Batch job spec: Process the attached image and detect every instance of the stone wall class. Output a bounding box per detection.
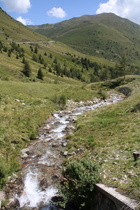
[95,184,139,210]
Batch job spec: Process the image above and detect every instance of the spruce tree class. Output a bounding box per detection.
[37,67,44,80]
[22,61,31,77]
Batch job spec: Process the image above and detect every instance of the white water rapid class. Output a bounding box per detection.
[9,94,123,210]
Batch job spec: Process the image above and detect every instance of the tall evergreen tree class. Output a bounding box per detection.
[22,61,31,77]
[119,54,127,79]
[34,46,38,54]
[37,67,44,80]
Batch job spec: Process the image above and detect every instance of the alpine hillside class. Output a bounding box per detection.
[29,13,140,66]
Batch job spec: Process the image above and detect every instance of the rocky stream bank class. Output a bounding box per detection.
[0,94,124,210]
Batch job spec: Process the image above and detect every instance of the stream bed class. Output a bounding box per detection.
[5,94,124,210]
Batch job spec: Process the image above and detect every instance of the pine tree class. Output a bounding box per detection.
[22,61,31,77]
[34,46,38,54]
[119,54,127,79]
[22,56,26,64]
[37,67,44,80]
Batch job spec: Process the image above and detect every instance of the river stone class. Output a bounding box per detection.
[39,178,48,191]
[6,198,20,209]
[52,143,59,148]
[62,151,68,156]
[0,191,6,208]
[66,125,75,130]
[21,148,31,158]
[62,142,67,147]
[51,195,64,202]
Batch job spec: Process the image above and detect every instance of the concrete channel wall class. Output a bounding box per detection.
[95,184,139,210]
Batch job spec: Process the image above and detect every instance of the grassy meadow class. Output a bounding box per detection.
[65,76,140,202]
[0,79,100,188]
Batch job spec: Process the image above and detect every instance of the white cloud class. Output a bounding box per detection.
[96,0,140,25]
[1,0,31,13]
[17,16,32,25]
[47,7,66,18]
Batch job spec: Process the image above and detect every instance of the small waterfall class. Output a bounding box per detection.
[18,170,58,208]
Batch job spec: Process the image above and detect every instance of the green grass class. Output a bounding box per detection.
[0,80,99,188]
[65,76,140,202]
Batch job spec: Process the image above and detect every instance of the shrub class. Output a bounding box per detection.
[51,94,67,109]
[0,166,6,188]
[61,158,100,209]
[101,78,124,89]
[97,89,107,100]
[117,86,132,97]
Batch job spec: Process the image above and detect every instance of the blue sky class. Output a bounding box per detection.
[0,0,140,25]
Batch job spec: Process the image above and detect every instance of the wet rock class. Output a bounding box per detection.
[68,152,76,156]
[52,175,59,181]
[0,191,6,209]
[62,142,67,147]
[39,178,49,191]
[21,148,31,158]
[51,195,64,202]
[68,116,77,122]
[54,121,61,127]
[44,124,51,130]
[52,143,59,148]
[6,198,20,209]
[8,173,18,182]
[62,151,68,156]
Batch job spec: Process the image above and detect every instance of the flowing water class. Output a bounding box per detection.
[7,94,124,209]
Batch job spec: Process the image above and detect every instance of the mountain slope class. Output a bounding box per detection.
[0,8,50,42]
[0,8,140,84]
[29,13,140,65]
[0,8,117,83]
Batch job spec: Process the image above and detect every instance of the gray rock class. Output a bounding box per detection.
[0,191,6,208]
[63,151,68,156]
[6,198,20,209]
[39,178,48,191]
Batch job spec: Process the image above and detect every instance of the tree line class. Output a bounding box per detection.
[1,41,140,82]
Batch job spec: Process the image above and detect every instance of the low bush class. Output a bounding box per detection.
[61,158,100,209]
[117,86,132,97]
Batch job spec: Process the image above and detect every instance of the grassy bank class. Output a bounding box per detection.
[65,76,140,202]
[0,80,98,188]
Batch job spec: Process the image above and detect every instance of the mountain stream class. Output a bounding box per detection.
[6,94,124,210]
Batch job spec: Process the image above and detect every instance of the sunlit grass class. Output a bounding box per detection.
[66,76,140,201]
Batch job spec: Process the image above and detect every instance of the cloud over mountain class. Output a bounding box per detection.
[96,0,140,25]
[0,0,31,13]
[47,7,66,18]
[17,16,32,25]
